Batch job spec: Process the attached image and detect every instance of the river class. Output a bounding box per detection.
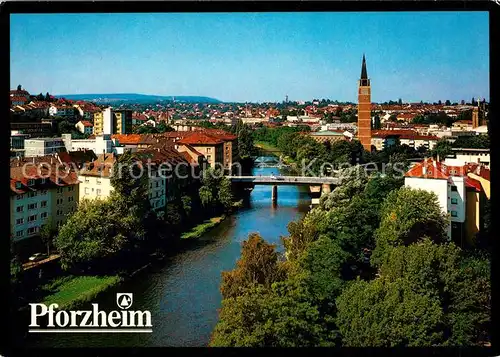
[27,165,311,347]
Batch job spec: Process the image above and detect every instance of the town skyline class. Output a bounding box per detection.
[11,12,489,103]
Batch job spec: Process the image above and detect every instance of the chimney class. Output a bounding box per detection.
[422,157,427,175]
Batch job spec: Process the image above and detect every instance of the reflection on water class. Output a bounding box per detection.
[27,166,311,347]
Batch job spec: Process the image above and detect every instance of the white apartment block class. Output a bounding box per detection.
[78,153,167,211]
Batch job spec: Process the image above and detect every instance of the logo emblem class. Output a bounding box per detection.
[116,293,133,309]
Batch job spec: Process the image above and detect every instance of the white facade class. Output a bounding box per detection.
[404,176,452,238]
[453,150,490,167]
[75,121,94,135]
[404,174,467,239]
[11,188,51,241]
[49,105,75,118]
[24,137,66,157]
[79,176,114,200]
[62,134,117,155]
[79,168,166,210]
[103,107,113,135]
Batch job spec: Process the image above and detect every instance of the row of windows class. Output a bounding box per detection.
[15,226,38,237]
[15,186,74,200]
[84,187,102,195]
[149,190,165,199]
[16,212,48,225]
[150,181,166,189]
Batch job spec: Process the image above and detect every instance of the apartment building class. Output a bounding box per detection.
[203,129,239,171]
[10,131,30,158]
[62,133,119,155]
[49,104,76,119]
[10,122,53,138]
[24,137,67,157]
[94,107,133,135]
[371,130,439,151]
[75,120,94,135]
[176,132,224,169]
[78,149,193,210]
[404,158,489,245]
[10,156,79,242]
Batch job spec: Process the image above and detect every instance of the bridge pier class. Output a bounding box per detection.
[271,185,278,203]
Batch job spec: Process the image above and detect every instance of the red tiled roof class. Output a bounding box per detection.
[111,134,156,145]
[10,161,79,195]
[10,96,28,103]
[177,132,224,145]
[80,120,93,127]
[79,153,117,177]
[372,130,439,141]
[465,176,482,192]
[405,158,449,179]
[203,129,238,141]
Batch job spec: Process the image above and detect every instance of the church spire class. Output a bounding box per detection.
[360,54,368,80]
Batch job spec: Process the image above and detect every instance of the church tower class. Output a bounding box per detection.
[357,54,372,151]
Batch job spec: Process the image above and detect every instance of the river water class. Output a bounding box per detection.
[27,166,311,347]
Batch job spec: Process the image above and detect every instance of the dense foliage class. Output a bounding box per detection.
[212,161,490,346]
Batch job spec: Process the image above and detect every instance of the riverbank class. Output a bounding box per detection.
[181,215,226,239]
[254,141,301,174]
[255,141,283,156]
[26,214,228,311]
[37,275,122,310]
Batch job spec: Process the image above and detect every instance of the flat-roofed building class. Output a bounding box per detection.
[24,137,67,157]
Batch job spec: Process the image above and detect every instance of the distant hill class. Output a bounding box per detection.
[55,93,223,104]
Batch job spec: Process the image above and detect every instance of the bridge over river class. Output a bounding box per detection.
[227,175,339,185]
[228,175,339,202]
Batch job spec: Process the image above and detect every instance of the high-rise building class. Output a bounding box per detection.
[94,108,133,135]
[357,54,372,151]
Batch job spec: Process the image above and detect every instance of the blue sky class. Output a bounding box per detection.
[10,12,489,103]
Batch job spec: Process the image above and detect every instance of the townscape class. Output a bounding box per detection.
[9,11,490,349]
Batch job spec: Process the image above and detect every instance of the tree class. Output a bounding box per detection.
[110,151,150,211]
[211,281,335,347]
[398,98,402,106]
[157,121,174,133]
[220,233,286,300]
[237,122,254,158]
[39,218,58,256]
[380,239,490,346]
[54,198,134,271]
[438,100,442,105]
[445,100,451,106]
[372,115,381,130]
[45,92,51,102]
[336,277,444,347]
[198,167,234,212]
[57,120,74,135]
[217,178,234,212]
[431,138,453,158]
[371,187,448,267]
[296,236,348,305]
[282,217,320,261]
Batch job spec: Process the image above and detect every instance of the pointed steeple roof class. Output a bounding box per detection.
[360,54,368,80]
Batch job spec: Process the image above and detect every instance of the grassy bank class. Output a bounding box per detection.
[39,275,122,310]
[255,141,283,156]
[181,216,226,239]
